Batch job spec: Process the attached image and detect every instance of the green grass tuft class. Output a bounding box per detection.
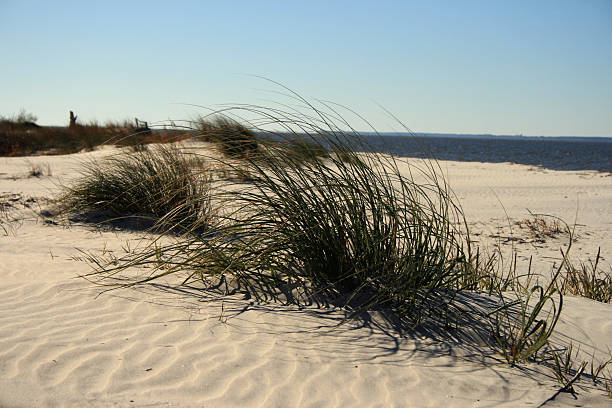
[555,248,612,303]
[193,116,259,159]
[57,144,213,232]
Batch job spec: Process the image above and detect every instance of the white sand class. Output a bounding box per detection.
[1,147,611,407]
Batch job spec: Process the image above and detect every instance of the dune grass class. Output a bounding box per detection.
[57,144,212,232]
[193,116,259,159]
[190,115,335,164]
[487,266,564,365]
[0,195,12,235]
[26,161,52,178]
[516,213,565,240]
[222,141,471,321]
[0,194,24,236]
[555,248,612,303]
[71,98,482,327]
[543,342,612,399]
[281,137,331,162]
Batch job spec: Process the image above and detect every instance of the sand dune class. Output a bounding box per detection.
[1,147,611,407]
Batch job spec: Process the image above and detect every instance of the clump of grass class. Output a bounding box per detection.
[57,145,212,232]
[0,196,12,235]
[484,226,578,366]
[451,226,609,369]
[487,272,563,365]
[516,213,565,240]
[590,353,612,387]
[0,194,24,235]
[554,248,612,303]
[219,139,469,320]
[548,342,587,394]
[282,137,330,162]
[193,116,259,159]
[26,161,52,178]
[461,248,540,295]
[541,343,612,399]
[81,95,479,327]
[332,148,367,167]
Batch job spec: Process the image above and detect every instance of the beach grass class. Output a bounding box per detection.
[281,137,331,162]
[72,98,482,327]
[0,194,24,236]
[542,342,612,399]
[193,116,259,159]
[516,213,565,240]
[57,144,213,232]
[0,195,12,235]
[555,248,612,303]
[487,265,564,365]
[64,96,563,352]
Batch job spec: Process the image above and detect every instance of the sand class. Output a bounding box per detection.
[1,145,611,407]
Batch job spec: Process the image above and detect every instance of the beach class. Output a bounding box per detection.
[1,144,611,407]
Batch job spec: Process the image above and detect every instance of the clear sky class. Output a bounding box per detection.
[1,0,611,136]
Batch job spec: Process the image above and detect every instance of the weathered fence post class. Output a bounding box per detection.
[69,111,77,127]
[133,118,152,136]
[134,118,150,130]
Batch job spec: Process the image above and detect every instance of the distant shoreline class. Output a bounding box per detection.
[33,125,612,142]
[368,132,612,143]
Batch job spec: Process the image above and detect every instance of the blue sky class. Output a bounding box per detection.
[1,0,611,136]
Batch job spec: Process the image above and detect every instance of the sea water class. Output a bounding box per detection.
[359,134,612,172]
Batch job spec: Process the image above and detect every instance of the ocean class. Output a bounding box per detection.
[356,133,612,172]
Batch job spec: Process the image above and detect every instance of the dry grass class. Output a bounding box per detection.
[543,342,612,399]
[26,161,52,178]
[554,248,612,303]
[0,195,12,235]
[516,213,566,240]
[0,114,190,156]
[0,193,23,235]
